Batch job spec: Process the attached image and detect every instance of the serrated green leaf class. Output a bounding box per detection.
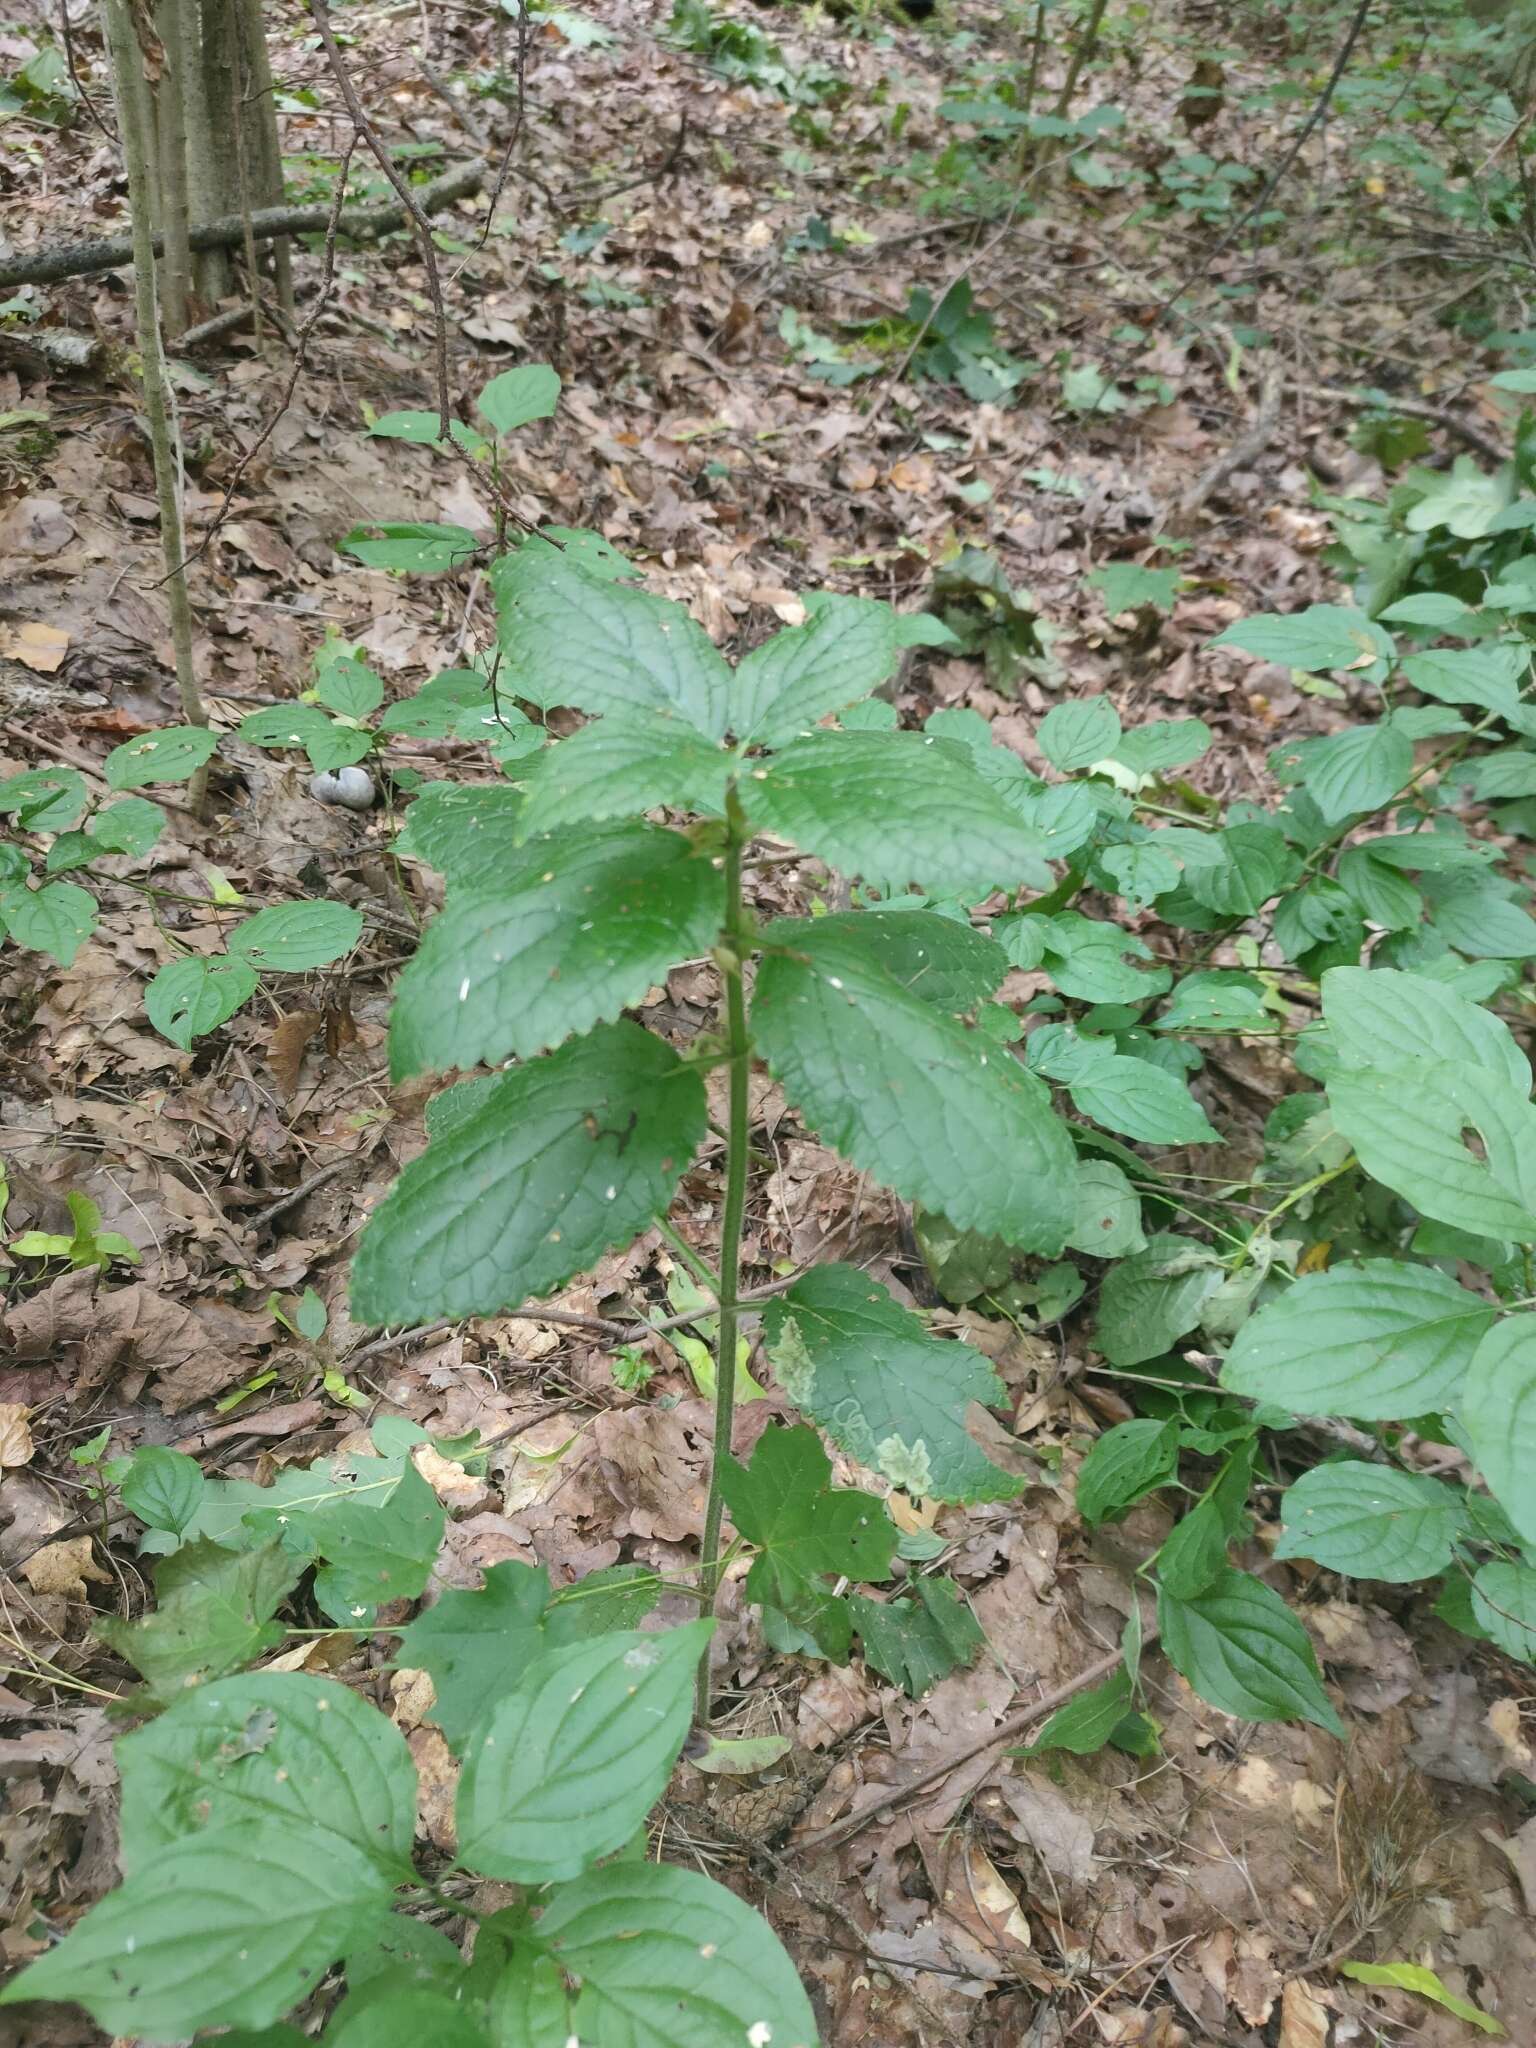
[493,539,730,739]
[105,724,219,790]
[1016,1666,1133,1756]
[1064,1048,1219,1145]
[0,1823,390,2038]
[1154,971,1271,1035]
[96,1539,301,1695]
[1337,1959,1504,2035]
[747,730,1054,895]
[1463,748,1536,799]
[753,924,1077,1252]
[719,1424,895,1660]
[516,710,731,834]
[1067,1159,1146,1256]
[1110,718,1212,779]
[326,1986,489,2048]
[1420,867,1536,958]
[1183,822,1300,917]
[1401,643,1528,717]
[352,1021,706,1324]
[80,796,165,859]
[0,879,95,965]
[483,1949,568,2047]
[1274,1462,1468,1581]
[145,956,258,1048]
[389,824,719,1079]
[762,1264,1021,1503]
[1026,911,1171,1003]
[368,407,489,455]
[1471,1560,1536,1661]
[849,1575,984,1695]
[118,1671,418,1876]
[247,1459,445,1625]
[1037,695,1121,773]
[733,594,899,746]
[1158,1497,1229,1598]
[121,1445,204,1535]
[1089,563,1181,614]
[476,363,561,436]
[1335,847,1423,930]
[1158,1566,1345,1735]
[0,764,88,830]
[393,783,527,881]
[456,1623,709,1882]
[341,521,480,573]
[1221,1261,1495,1419]
[378,669,489,738]
[1459,1315,1536,1546]
[1213,604,1391,673]
[316,657,385,721]
[1094,1233,1223,1366]
[765,909,1006,1013]
[239,702,346,762]
[1277,724,1412,825]
[1323,966,1529,1089]
[393,1560,659,1749]
[230,900,365,971]
[1328,1062,1536,1240]
[240,700,372,770]
[520,1861,819,2048]
[1076,1417,1179,1523]
[1101,840,1183,907]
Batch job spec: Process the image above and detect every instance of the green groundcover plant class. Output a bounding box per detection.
[4,368,1535,2044]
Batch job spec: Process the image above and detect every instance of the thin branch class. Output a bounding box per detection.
[58,0,118,147]
[475,0,531,247]
[794,1635,1156,1855]
[306,0,452,441]
[0,157,484,292]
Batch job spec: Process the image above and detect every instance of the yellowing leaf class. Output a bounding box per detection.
[1339,1960,1504,2035]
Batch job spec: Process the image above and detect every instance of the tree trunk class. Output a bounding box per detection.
[190,0,240,302]
[154,0,193,332]
[101,0,210,813]
[236,0,292,313]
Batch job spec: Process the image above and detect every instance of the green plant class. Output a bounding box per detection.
[6,1190,140,1274]
[667,0,839,101]
[10,372,1536,2042]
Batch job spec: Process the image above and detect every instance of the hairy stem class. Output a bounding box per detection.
[695,783,754,1724]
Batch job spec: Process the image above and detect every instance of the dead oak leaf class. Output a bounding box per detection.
[0,1404,34,1468]
[22,1537,110,1600]
[0,621,70,673]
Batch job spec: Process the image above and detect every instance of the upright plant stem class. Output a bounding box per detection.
[104,0,210,813]
[1053,0,1110,119]
[695,783,754,1724]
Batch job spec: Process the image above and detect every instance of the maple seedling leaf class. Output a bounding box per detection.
[717,1424,896,1659]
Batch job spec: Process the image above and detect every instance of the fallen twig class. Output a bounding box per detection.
[793,1634,1157,1855]
[0,158,484,293]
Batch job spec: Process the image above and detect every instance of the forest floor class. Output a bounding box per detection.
[1,0,1534,2043]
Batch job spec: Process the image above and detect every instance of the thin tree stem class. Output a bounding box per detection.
[1054,0,1111,120]
[104,0,210,814]
[695,782,754,1724]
